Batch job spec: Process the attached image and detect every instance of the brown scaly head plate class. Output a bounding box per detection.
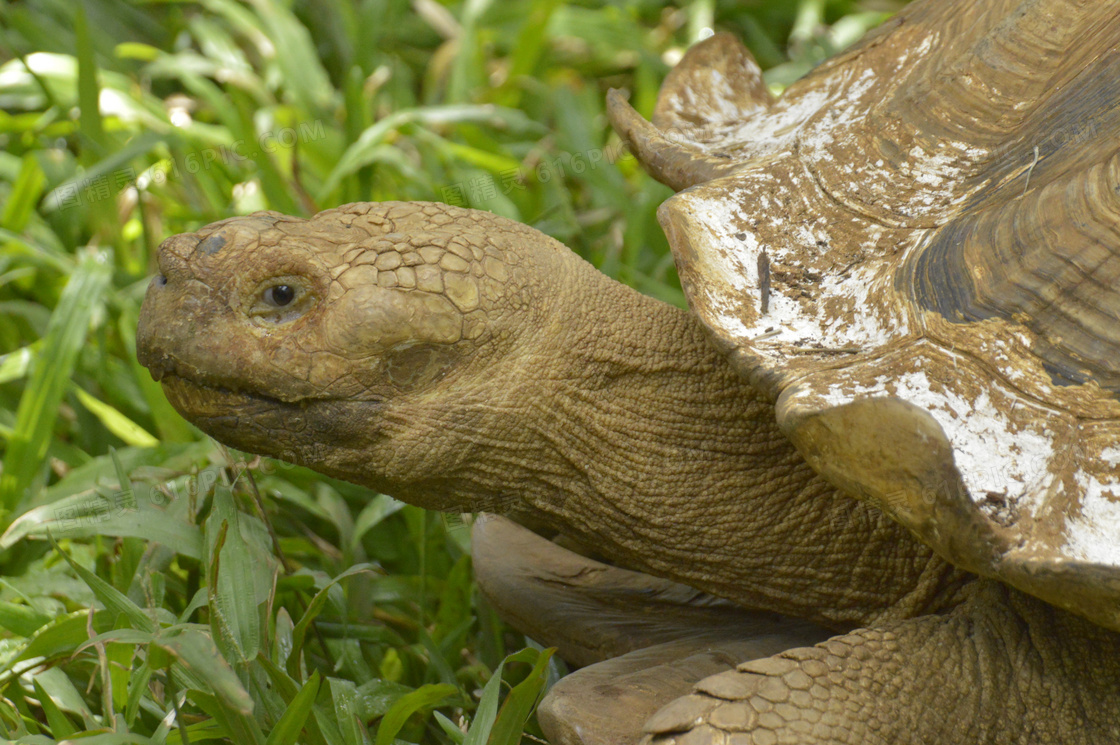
[610,0,1120,631]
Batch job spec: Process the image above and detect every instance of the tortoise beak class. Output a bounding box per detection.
[136,275,174,383]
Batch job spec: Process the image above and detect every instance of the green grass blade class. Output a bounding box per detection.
[330,677,371,745]
[109,447,133,506]
[285,563,375,678]
[0,248,112,520]
[790,0,826,49]
[0,601,52,637]
[243,0,334,115]
[0,345,37,386]
[41,132,163,215]
[74,389,159,448]
[160,630,256,717]
[416,624,462,688]
[460,660,504,745]
[124,659,153,727]
[27,666,95,728]
[74,3,106,154]
[76,628,159,651]
[73,1,121,242]
[256,655,332,745]
[15,610,113,664]
[0,154,46,232]
[1,489,203,559]
[32,677,77,738]
[486,648,555,745]
[433,711,465,745]
[372,683,457,745]
[50,535,157,634]
[446,0,494,102]
[349,494,405,553]
[163,718,227,745]
[205,517,243,668]
[206,485,271,665]
[497,0,559,107]
[108,613,138,713]
[264,671,320,745]
[318,105,532,198]
[187,689,265,745]
[48,734,154,745]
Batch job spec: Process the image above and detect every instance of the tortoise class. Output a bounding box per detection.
[136,0,1120,742]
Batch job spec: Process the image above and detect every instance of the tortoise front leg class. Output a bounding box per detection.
[540,635,817,745]
[471,514,830,667]
[471,515,831,745]
[643,580,1120,745]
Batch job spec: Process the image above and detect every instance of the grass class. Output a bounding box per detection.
[0,1,907,743]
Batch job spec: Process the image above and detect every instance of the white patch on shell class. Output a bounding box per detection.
[754,261,902,349]
[691,188,762,339]
[1101,446,1120,468]
[713,86,833,158]
[821,370,1057,514]
[692,190,905,352]
[699,36,929,159]
[819,263,905,347]
[799,68,879,153]
[1064,469,1120,564]
[693,186,755,296]
[704,69,753,123]
[900,140,989,202]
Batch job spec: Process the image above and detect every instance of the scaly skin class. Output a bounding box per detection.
[136,201,1120,744]
[644,581,1120,745]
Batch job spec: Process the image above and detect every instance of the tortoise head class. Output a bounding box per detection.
[137,201,575,510]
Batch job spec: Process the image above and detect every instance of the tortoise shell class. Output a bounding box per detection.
[610,0,1120,631]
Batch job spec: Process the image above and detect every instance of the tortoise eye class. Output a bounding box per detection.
[250,278,314,325]
[263,284,296,307]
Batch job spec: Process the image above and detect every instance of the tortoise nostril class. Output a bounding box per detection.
[157,274,168,286]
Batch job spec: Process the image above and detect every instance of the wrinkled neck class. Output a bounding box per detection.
[376,264,967,629]
[482,273,967,628]
[515,281,783,540]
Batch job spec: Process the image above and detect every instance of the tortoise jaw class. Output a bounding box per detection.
[159,374,384,465]
[160,374,297,422]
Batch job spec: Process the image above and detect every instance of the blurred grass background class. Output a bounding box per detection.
[0,0,909,742]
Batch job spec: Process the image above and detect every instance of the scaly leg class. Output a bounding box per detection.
[471,515,831,745]
[643,580,1120,745]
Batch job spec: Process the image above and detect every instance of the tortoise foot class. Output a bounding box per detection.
[643,582,1120,745]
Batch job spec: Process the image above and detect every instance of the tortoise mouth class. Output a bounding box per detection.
[159,374,316,446]
[160,373,298,418]
[158,374,383,460]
